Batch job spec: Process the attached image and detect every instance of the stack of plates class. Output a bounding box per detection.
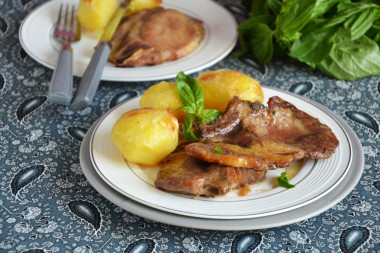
[80,87,363,230]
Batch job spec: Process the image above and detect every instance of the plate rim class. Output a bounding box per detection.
[88,86,354,219]
[19,0,238,82]
[80,94,364,230]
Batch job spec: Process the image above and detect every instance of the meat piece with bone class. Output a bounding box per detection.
[185,96,339,170]
[155,145,266,197]
[109,7,205,67]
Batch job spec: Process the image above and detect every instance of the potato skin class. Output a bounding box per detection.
[140,81,186,123]
[197,69,264,112]
[111,108,179,166]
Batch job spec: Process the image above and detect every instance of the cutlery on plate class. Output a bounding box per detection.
[48,4,80,106]
[69,0,130,111]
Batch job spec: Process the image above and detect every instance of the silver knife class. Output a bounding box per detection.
[69,0,130,111]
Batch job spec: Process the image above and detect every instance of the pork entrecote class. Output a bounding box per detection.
[109,7,205,67]
[155,145,266,197]
[155,96,339,196]
[185,96,339,170]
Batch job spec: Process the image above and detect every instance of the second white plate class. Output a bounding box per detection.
[89,87,352,219]
[19,0,238,81]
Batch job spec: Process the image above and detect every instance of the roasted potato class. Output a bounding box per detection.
[139,81,186,123]
[125,0,162,16]
[77,0,119,33]
[111,108,179,166]
[197,69,264,112]
[78,0,162,33]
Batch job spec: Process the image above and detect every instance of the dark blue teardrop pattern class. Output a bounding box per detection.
[19,48,28,60]
[110,91,138,108]
[16,96,47,121]
[20,0,33,6]
[231,233,262,253]
[67,127,87,141]
[11,165,45,196]
[0,17,7,33]
[68,200,101,231]
[224,4,248,19]
[339,226,370,253]
[237,56,266,75]
[22,250,45,253]
[345,111,379,134]
[0,73,4,91]
[373,181,380,191]
[289,81,313,95]
[124,239,156,253]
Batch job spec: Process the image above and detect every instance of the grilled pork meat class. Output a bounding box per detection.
[185,96,339,170]
[109,7,205,67]
[155,145,266,197]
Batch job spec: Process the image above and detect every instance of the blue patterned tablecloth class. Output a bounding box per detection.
[0,0,379,252]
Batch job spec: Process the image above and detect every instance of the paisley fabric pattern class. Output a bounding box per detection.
[0,0,379,252]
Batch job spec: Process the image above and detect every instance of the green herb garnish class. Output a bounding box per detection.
[277,172,295,189]
[212,146,223,154]
[237,0,380,80]
[176,72,222,142]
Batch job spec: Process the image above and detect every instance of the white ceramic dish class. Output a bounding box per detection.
[80,88,363,230]
[89,87,352,219]
[19,0,237,81]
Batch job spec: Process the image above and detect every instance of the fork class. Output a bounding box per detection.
[48,4,78,106]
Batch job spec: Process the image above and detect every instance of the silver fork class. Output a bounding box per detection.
[48,4,78,106]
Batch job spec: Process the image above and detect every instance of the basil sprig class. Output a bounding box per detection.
[176,72,222,142]
[277,172,295,189]
[237,0,380,80]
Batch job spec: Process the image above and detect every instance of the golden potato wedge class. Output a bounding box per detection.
[197,69,264,112]
[125,0,162,16]
[78,0,162,33]
[111,108,179,166]
[140,81,186,123]
[77,0,119,33]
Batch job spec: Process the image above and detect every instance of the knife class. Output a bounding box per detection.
[69,0,130,111]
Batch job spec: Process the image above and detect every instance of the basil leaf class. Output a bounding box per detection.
[178,105,195,114]
[212,146,223,155]
[241,0,254,12]
[310,0,338,19]
[177,72,205,115]
[249,22,274,64]
[276,0,317,45]
[238,14,276,33]
[251,0,270,15]
[345,8,377,40]
[325,2,378,29]
[290,25,337,65]
[277,172,295,188]
[267,0,282,16]
[185,74,204,114]
[200,109,222,123]
[317,31,380,80]
[182,114,199,142]
[176,72,197,114]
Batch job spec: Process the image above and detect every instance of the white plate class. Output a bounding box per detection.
[19,0,237,82]
[80,90,364,230]
[89,87,352,219]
